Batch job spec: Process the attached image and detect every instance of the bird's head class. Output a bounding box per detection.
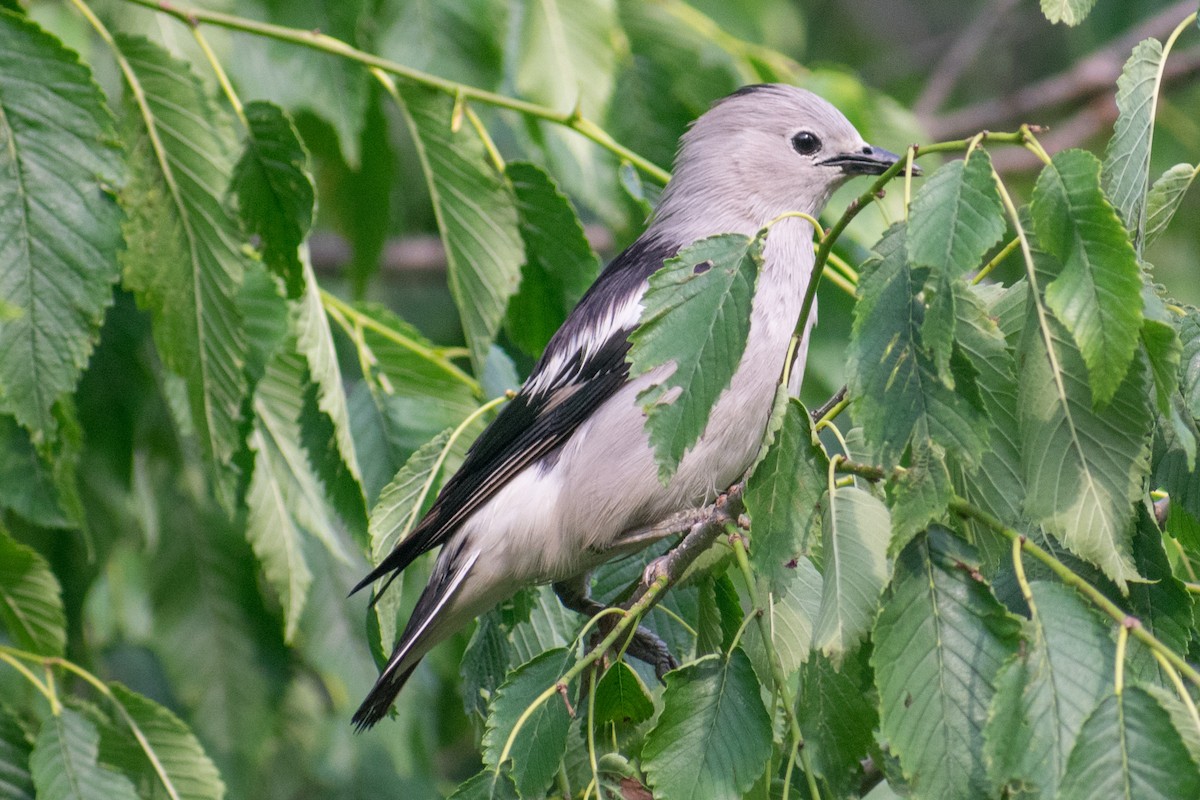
[653,84,913,236]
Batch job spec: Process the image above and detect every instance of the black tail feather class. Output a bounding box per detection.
[351,661,420,731]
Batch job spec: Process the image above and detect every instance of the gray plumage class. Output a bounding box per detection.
[351,84,902,729]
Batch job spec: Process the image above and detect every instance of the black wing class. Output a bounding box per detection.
[350,234,678,597]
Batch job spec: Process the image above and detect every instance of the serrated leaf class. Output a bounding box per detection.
[30,709,139,800]
[593,661,654,727]
[955,283,1027,550]
[354,303,479,415]
[907,150,1005,372]
[0,413,78,527]
[812,486,891,664]
[0,713,33,800]
[908,151,1006,278]
[368,428,452,654]
[873,527,1021,800]
[742,556,822,682]
[629,233,762,481]
[230,0,369,167]
[1103,38,1163,248]
[1058,687,1200,800]
[481,647,575,799]
[0,525,66,656]
[1018,304,1150,590]
[745,397,827,591]
[116,35,250,507]
[1181,308,1200,421]
[294,257,366,530]
[1040,0,1097,25]
[1123,510,1194,689]
[396,82,524,371]
[696,572,741,656]
[890,443,953,556]
[0,13,124,438]
[798,649,878,796]
[1142,287,1181,417]
[448,767,519,800]
[503,161,600,357]
[107,684,225,800]
[642,650,772,800]
[848,224,988,469]
[985,581,1114,799]
[230,101,313,298]
[1033,149,1143,405]
[247,343,345,642]
[1144,163,1198,250]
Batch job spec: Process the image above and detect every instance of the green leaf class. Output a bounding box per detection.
[368,428,452,654]
[0,413,79,527]
[230,101,313,299]
[873,527,1021,800]
[907,151,1005,279]
[294,258,366,528]
[593,662,654,728]
[1182,309,1200,420]
[985,581,1114,799]
[812,486,891,664]
[230,0,369,167]
[0,525,66,656]
[396,81,524,371]
[1018,306,1150,590]
[745,397,827,591]
[107,684,225,800]
[514,0,617,117]
[1058,687,1200,800]
[642,650,773,800]
[1039,0,1097,25]
[628,233,763,481]
[1142,288,1181,417]
[1033,149,1143,405]
[481,647,575,800]
[503,161,600,357]
[955,282,1025,533]
[906,150,1005,372]
[448,767,519,800]
[742,556,822,682]
[248,341,354,642]
[1102,38,1163,247]
[848,224,987,469]
[0,12,124,438]
[0,707,35,800]
[116,35,250,507]
[798,649,879,796]
[30,709,139,800]
[1123,510,1195,690]
[150,500,271,758]
[355,303,478,416]
[890,443,953,556]
[376,0,505,89]
[1144,163,1198,250]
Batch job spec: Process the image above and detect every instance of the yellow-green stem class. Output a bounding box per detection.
[120,0,671,184]
[950,496,1200,690]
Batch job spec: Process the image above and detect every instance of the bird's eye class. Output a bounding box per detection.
[791,131,821,156]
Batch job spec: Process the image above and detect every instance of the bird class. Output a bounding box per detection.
[350,83,906,729]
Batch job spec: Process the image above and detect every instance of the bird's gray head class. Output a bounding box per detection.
[653,84,906,237]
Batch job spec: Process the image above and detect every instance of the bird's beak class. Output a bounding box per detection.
[820,145,921,176]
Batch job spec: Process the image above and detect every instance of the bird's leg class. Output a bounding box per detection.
[553,576,679,680]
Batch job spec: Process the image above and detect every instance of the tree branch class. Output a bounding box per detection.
[928,0,1198,140]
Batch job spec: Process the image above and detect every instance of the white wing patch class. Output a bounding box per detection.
[526,291,644,397]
